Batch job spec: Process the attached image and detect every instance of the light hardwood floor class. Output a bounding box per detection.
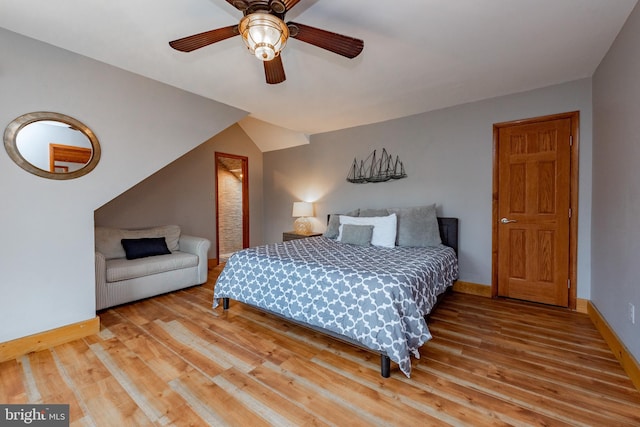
[2,266,639,426]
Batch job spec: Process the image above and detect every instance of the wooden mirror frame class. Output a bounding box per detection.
[3,111,101,180]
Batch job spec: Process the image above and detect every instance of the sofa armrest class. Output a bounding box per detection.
[178,234,211,283]
[95,251,108,310]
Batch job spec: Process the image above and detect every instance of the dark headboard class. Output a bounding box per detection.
[437,217,459,255]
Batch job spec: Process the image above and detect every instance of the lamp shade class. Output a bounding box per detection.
[292,201,313,217]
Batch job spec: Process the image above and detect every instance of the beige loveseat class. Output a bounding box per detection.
[95,225,210,310]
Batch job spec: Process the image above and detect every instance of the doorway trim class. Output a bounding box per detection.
[492,111,579,309]
[215,152,249,265]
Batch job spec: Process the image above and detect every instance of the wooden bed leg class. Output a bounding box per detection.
[223,298,229,310]
[381,355,391,378]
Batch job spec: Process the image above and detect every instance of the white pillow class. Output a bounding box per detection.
[338,214,397,248]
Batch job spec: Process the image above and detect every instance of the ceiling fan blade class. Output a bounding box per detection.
[264,55,286,84]
[169,25,239,52]
[287,22,363,58]
[282,0,302,11]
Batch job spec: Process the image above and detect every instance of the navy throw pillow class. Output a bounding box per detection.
[121,237,171,260]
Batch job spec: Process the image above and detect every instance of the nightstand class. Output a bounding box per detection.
[283,231,322,242]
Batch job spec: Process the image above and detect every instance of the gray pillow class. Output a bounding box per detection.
[340,224,374,246]
[323,209,359,239]
[359,208,389,217]
[389,204,442,247]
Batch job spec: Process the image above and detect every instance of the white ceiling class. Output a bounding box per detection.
[1,0,637,140]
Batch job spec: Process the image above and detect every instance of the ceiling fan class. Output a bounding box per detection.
[169,0,364,84]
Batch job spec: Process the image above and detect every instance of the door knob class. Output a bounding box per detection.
[501,217,517,224]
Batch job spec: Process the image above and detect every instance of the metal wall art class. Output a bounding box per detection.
[346,148,407,184]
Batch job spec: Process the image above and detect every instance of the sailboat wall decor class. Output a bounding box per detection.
[346,148,407,184]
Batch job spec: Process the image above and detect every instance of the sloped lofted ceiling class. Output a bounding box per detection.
[1,0,637,150]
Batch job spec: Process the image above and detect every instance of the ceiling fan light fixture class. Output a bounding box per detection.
[239,13,289,61]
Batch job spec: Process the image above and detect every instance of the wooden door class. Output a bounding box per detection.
[493,113,578,307]
[49,143,92,172]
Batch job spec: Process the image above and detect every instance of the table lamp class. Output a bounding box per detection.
[292,201,314,234]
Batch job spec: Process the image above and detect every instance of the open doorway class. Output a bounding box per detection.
[215,152,249,264]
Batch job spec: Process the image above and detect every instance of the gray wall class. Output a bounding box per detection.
[264,78,593,298]
[95,124,264,258]
[0,28,245,342]
[592,4,640,361]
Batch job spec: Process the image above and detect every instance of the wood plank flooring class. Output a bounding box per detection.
[2,266,639,426]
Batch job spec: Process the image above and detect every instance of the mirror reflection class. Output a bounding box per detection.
[4,112,101,180]
[17,121,93,173]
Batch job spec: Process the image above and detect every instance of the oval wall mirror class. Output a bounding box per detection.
[3,111,101,180]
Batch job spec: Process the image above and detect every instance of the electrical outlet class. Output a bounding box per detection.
[630,303,636,325]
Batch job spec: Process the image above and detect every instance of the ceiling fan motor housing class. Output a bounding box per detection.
[238,0,287,18]
[232,0,249,10]
[269,0,287,14]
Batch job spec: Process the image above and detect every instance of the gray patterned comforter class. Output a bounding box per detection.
[213,236,458,377]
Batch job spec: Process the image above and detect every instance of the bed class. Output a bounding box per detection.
[213,211,459,378]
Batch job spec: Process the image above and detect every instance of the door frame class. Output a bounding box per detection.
[215,152,249,264]
[491,111,580,309]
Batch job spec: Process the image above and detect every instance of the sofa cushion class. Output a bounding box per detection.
[106,251,198,282]
[96,225,181,260]
[121,237,171,260]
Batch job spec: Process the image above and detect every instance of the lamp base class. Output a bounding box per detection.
[293,217,312,235]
